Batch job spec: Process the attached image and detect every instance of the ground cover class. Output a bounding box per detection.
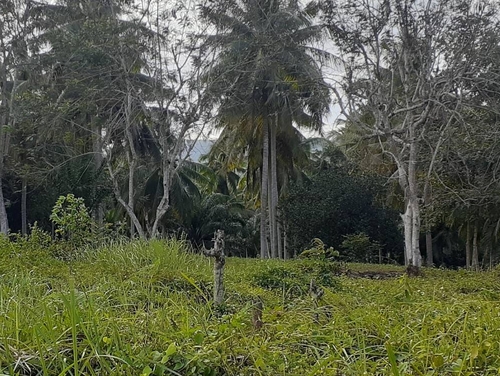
[1,238,499,375]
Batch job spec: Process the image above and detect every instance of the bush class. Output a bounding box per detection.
[252,260,341,296]
[50,194,93,246]
[298,238,339,261]
[340,232,383,263]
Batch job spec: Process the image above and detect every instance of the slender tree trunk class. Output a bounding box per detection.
[0,61,10,235]
[269,115,279,258]
[126,149,136,238]
[283,223,288,260]
[472,221,479,271]
[424,181,433,267]
[267,164,274,257]
[150,121,173,238]
[260,119,269,258]
[123,87,138,239]
[21,176,27,235]
[465,221,471,269]
[408,137,422,267]
[425,231,432,267]
[277,220,283,259]
[481,245,490,270]
[92,122,104,225]
[402,201,412,266]
[0,167,8,235]
[106,155,146,239]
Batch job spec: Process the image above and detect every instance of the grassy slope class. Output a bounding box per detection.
[1,239,500,375]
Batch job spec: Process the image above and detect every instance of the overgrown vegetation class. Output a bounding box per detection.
[1,240,500,375]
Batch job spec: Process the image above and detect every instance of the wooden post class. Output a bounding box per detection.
[204,230,225,306]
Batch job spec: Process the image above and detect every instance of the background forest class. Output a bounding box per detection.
[1,0,500,269]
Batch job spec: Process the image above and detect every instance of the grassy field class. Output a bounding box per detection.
[1,238,500,375]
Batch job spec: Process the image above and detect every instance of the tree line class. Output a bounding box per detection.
[1,0,499,270]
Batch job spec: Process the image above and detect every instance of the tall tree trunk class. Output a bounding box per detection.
[0,176,8,234]
[425,231,432,267]
[260,119,269,258]
[124,87,137,239]
[21,176,27,235]
[407,134,422,268]
[283,223,288,260]
[424,181,433,267]
[269,115,279,258]
[126,148,136,238]
[402,201,412,266]
[277,220,283,259]
[0,62,10,235]
[472,221,479,271]
[465,221,471,269]
[108,158,145,239]
[92,121,104,225]
[267,162,274,257]
[481,245,490,270]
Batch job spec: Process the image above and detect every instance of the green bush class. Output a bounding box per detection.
[340,232,382,263]
[298,238,339,260]
[252,260,341,295]
[50,194,94,248]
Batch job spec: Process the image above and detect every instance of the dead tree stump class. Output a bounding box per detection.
[204,230,225,306]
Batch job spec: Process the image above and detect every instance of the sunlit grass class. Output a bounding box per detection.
[1,239,500,375]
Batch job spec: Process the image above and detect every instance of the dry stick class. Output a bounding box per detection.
[204,230,225,306]
[252,298,263,331]
[309,280,324,324]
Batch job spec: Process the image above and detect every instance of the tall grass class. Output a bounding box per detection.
[1,238,500,374]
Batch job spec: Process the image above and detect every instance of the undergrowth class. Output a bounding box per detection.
[1,238,500,375]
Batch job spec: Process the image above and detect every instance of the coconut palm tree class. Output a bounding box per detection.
[200,0,331,258]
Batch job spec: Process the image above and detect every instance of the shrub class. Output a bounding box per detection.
[50,194,93,243]
[252,260,341,296]
[340,232,382,263]
[298,238,339,261]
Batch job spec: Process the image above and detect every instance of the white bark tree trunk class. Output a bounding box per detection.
[260,119,270,258]
[0,60,10,234]
[269,115,279,258]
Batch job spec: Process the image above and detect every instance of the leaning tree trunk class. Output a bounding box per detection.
[260,119,270,259]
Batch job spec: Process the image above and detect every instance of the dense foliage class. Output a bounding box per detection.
[282,167,403,261]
